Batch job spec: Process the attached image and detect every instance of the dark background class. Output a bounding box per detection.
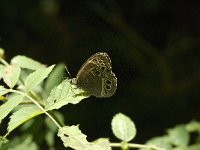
[0,0,200,149]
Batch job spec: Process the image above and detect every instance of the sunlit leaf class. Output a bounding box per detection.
[45,79,89,111]
[8,105,43,133]
[0,94,23,123]
[3,64,21,88]
[58,125,88,149]
[58,125,109,150]
[25,65,55,92]
[11,55,44,70]
[111,113,136,142]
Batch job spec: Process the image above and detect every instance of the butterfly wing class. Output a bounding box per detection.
[75,52,117,98]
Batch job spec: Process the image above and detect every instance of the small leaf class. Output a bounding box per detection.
[167,125,190,147]
[45,79,89,111]
[3,64,21,88]
[8,105,43,133]
[44,63,66,96]
[111,113,136,142]
[25,65,55,92]
[0,94,23,123]
[0,86,10,96]
[11,55,44,70]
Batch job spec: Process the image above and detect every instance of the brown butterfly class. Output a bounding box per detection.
[73,52,117,98]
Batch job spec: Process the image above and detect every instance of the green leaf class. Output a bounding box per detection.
[45,79,89,111]
[8,105,43,133]
[44,63,66,96]
[0,94,23,123]
[25,65,55,92]
[167,125,190,147]
[58,126,110,150]
[11,55,44,70]
[0,86,10,96]
[111,113,136,142]
[3,64,21,88]
[58,125,88,149]
[0,64,5,79]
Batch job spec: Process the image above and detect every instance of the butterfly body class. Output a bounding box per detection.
[74,52,117,98]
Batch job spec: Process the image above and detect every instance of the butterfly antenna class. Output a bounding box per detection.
[65,65,72,79]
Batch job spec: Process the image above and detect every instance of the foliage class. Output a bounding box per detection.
[0,49,200,150]
[140,121,200,150]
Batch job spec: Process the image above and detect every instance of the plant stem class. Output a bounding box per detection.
[0,58,9,66]
[110,143,164,150]
[9,89,62,129]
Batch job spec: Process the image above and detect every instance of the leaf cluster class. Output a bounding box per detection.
[0,48,199,150]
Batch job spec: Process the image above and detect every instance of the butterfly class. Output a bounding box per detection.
[73,52,117,98]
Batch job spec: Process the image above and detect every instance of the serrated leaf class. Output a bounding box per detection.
[25,65,55,92]
[8,105,43,133]
[111,113,136,142]
[44,63,66,96]
[11,55,44,70]
[3,64,21,88]
[0,94,23,123]
[58,125,88,149]
[58,125,109,150]
[0,64,5,79]
[0,86,10,96]
[167,125,189,147]
[45,79,89,111]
